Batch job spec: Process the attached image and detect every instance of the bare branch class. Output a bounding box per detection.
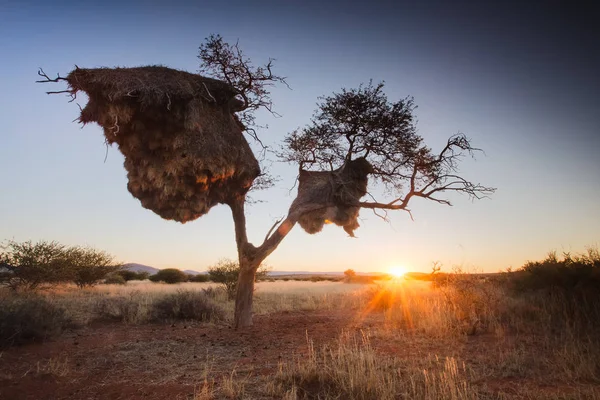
[263,217,284,244]
[36,68,68,83]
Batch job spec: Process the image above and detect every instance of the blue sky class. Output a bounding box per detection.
[1,0,598,273]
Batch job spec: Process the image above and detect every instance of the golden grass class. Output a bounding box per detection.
[2,276,599,399]
[269,331,476,400]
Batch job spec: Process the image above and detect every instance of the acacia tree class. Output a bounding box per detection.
[68,246,121,288]
[197,35,495,328]
[38,35,494,328]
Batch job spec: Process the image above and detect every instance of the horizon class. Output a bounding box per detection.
[1,0,598,274]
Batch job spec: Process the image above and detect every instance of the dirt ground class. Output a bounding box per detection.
[0,310,353,400]
[0,309,598,400]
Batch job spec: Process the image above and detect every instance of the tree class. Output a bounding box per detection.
[40,34,494,328]
[197,36,494,328]
[344,269,357,281]
[0,240,73,291]
[207,259,270,300]
[0,240,121,290]
[149,268,189,284]
[67,246,121,288]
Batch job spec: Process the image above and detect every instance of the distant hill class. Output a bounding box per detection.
[123,264,381,277]
[123,263,204,276]
[267,271,384,277]
[183,270,204,276]
[123,263,159,275]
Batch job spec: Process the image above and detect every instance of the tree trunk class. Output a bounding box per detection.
[233,259,259,328]
[228,196,306,329]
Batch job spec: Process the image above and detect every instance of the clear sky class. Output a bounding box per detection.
[1,0,598,273]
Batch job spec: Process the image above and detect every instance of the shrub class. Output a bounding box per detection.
[207,259,270,300]
[344,269,356,281]
[149,268,188,284]
[104,273,127,285]
[68,247,121,288]
[0,295,73,347]
[152,290,225,322]
[508,248,600,332]
[0,240,121,290]
[0,240,73,291]
[188,273,210,283]
[93,292,150,323]
[117,270,150,281]
[513,250,600,293]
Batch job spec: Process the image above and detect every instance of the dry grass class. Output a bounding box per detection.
[1,275,599,399]
[269,331,476,400]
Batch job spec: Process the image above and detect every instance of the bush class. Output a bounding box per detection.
[0,295,73,347]
[117,270,150,281]
[344,269,356,281]
[152,290,225,322]
[508,248,600,332]
[207,259,270,300]
[0,240,121,290]
[188,273,210,283]
[68,247,122,288]
[104,273,127,285]
[0,240,73,291]
[93,292,150,323]
[149,268,188,284]
[513,250,600,293]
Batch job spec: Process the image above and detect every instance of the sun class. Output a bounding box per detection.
[388,265,407,278]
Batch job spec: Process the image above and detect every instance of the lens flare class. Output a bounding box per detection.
[388,265,407,278]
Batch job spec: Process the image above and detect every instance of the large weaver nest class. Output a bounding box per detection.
[65,66,260,223]
[290,158,373,237]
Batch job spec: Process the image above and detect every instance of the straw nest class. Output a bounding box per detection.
[65,66,260,223]
[290,158,373,237]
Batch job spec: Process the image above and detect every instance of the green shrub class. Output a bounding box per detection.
[207,259,270,300]
[104,273,127,285]
[513,250,600,293]
[0,295,73,347]
[117,270,150,281]
[0,240,121,290]
[68,247,121,288]
[507,248,600,333]
[149,268,188,284]
[0,240,73,291]
[188,273,210,282]
[152,290,225,322]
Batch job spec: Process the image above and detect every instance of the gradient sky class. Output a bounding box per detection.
[1,0,598,273]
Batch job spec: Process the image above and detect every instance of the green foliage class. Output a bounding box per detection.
[0,240,120,290]
[514,249,600,293]
[509,248,600,331]
[117,270,150,281]
[0,295,73,347]
[0,240,73,291]
[207,259,270,300]
[149,268,188,284]
[152,290,225,322]
[68,247,121,288]
[104,273,127,285]
[188,273,210,282]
